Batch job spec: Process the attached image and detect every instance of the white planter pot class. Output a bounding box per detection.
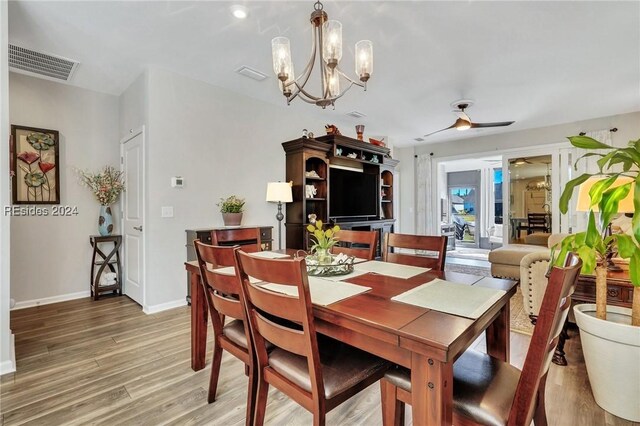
[574,304,640,422]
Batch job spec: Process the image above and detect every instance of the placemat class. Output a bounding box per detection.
[260,277,371,306]
[353,260,431,279]
[213,266,261,283]
[391,278,505,319]
[319,269,369,282]
[249,251,291,259]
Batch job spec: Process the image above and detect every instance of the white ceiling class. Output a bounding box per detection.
[8,1,640,147]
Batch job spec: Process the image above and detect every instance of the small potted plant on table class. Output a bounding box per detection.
[217,195,245,227]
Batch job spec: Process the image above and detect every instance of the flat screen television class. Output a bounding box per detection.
[329,168,378,219]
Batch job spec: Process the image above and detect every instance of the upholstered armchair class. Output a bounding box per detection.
[519,233,571,324]
[519,250,551,323]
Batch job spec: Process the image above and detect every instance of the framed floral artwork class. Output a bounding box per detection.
[11,125,60,204]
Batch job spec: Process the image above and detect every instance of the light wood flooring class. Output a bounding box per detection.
[1,296,638,426]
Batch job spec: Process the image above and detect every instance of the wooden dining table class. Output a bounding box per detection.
[184,254,517,426]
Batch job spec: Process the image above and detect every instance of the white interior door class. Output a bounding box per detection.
[121,129,145,306]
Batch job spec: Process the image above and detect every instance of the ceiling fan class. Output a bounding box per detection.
[424,100,515,137]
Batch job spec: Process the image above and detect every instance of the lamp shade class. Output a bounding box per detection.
[266,182,293,203]
[576,176,635,213]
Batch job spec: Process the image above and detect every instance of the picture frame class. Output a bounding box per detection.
[11,124,60,204]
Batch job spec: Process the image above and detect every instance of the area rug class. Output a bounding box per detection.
[445,263,534,335]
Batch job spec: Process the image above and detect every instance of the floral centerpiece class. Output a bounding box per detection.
[217,195,245,226]
[307,218,340,261]
[304,216,354,275]
[77,166,125,236]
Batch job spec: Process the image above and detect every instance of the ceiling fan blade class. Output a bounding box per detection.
[470,121,515,128]
[453,110,471,122]
[424,123,456,137]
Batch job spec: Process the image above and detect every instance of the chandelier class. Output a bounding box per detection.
[270,1,373,108]
[526,163,552,191]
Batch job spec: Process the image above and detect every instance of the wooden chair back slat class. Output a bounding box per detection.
[204,269,241,296]
[508,252,581,426]
[333,229,378,261]
[212,228,261,252]
[244,279,305,323]
[212,292,244,319]
[383,233,448,271]
[254,313,308,356]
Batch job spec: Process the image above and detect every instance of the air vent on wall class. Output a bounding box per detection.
[235,66,268,81]
[9,44,79,81]
[346,110,366,118]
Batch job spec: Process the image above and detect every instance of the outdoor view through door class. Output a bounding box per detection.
[450,186,477,246]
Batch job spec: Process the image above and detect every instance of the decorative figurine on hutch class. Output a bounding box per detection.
[355,124,365,141]
[325,124,341,135]
[305,184,318,199]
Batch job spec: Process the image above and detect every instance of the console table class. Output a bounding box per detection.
[89,235,122,300]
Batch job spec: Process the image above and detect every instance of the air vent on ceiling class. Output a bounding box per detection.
[346,111,366,119]
[235,66,268,81]
[413,137,425,142]
[9,44,79,81]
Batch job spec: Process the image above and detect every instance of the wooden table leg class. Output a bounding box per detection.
[411,353,453,426]
[486,301,510,363]
[190,269,208,371]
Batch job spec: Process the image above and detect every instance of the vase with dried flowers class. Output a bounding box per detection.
[77,166,126,236]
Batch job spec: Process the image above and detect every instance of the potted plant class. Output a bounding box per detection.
[556,135,639,422]
[77,166,126,236]
[217,195,245,226]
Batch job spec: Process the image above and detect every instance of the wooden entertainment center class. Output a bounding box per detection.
[282,134,398,258]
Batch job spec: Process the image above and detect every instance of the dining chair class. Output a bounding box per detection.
[382,233,448,271]
[194,241,257,425]
[333,229,378,260]
[211,227,261,252]
[380,252,582,426]
[527,213,550,234]
[234,250,389,426]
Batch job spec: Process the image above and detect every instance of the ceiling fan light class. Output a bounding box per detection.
[455,118,471,131]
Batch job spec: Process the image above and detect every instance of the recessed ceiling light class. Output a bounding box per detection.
[230,5,248,19]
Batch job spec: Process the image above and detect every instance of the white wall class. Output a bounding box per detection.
[142,68,356,309]
[9,74,120,306]
[1,0,15,374]
[399,111,640,232]
[119,72,148,138]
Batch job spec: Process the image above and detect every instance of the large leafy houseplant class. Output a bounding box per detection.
[556,136,639,325]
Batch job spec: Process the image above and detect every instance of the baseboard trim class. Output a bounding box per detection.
[12,291,91,310]
[0,334,16,375]
[143,299,186,315]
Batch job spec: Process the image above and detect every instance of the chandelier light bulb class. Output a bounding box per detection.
[355,40,373,82]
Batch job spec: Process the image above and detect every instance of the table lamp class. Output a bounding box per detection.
[576,176,634,270]
[576,176,635,214]
[266,181,293,250]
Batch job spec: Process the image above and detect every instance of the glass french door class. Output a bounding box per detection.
[449,186,478,246]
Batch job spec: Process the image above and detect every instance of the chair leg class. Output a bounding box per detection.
[380,380,404,426]
[312,411,326,426]
[208,342,223,403]
[552,319,569,366]
[244,364,258,426]
[245,364,250,376]
[534,373,548,426]
[253,377,270,426]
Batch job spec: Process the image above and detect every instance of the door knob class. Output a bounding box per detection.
[133,226,143,232]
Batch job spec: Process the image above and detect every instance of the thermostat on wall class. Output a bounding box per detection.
[171,176,184,188]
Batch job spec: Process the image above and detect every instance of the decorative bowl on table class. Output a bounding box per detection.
[369,138,385,147]
[304,252,355,277]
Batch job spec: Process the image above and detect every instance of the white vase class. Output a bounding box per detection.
[574,304,640,422]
